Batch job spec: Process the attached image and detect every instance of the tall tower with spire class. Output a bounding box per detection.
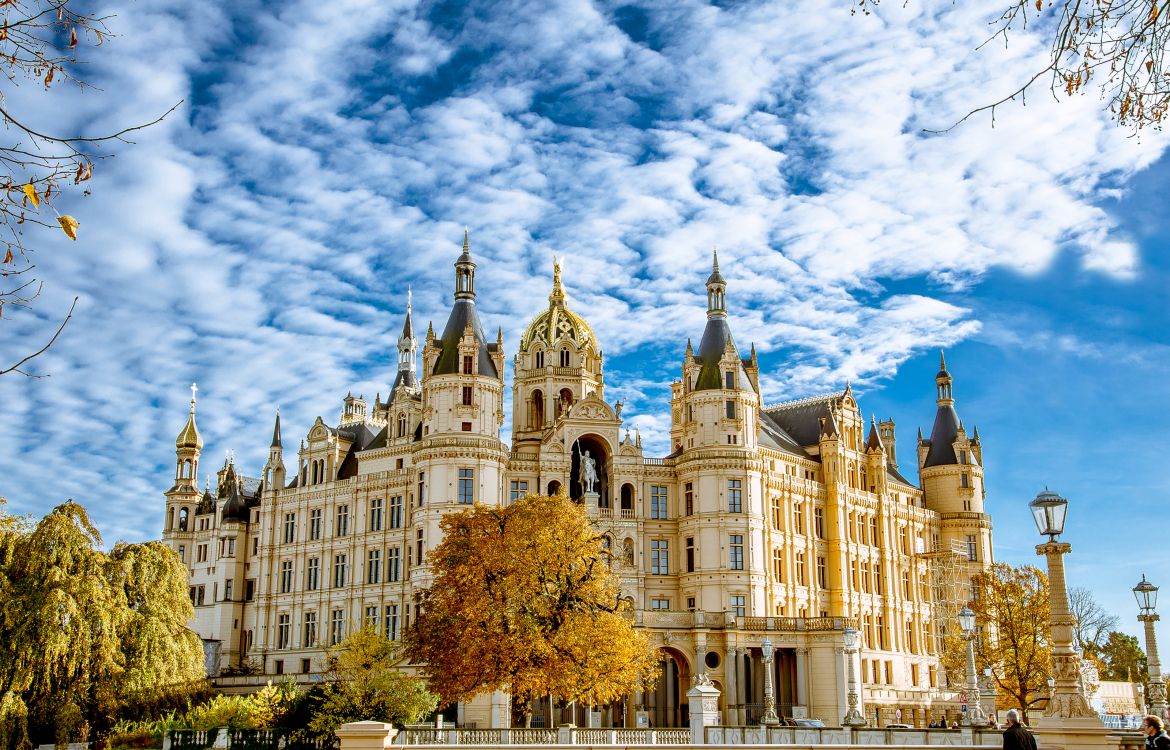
[263,409,285,492]
[918,352,992,576]
[165,384,203,537]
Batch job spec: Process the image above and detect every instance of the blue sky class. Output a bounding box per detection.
[1,0,1167,643]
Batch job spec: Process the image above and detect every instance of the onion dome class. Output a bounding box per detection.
[176,383,203,450]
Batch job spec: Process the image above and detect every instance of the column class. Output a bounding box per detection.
[724,646,738,725]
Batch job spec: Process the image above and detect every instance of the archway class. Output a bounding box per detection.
[620,483,634,516]
[547,480,563,496]
[647,647,692,728]
[570,434,610,507]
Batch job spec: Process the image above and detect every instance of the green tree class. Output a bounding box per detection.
[304,629,437,740]
[404,494,659,724]
[0,500,205,749]
[1097,631,1149,682]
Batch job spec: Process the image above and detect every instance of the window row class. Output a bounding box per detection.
[277,542,424,592]
[274,603,403,650]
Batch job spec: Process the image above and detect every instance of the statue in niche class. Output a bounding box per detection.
[623,538,635,567]
[581,449,599,493]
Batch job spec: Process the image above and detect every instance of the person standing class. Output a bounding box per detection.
[1143,715,1170,750]
[1002,710,1037,750]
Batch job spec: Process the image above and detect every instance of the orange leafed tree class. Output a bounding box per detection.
[949,563,1052,724]
[403,494,659,720]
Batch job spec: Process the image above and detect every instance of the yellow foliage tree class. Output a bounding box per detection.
[941,563,1051,724]
[403,494,659,721]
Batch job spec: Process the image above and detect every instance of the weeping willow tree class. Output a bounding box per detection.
[0,499,205,750]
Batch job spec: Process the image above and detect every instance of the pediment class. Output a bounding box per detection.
[566,394,619,423]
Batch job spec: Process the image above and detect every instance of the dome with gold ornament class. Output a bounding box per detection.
[175,384,203,450]
[519,259,597,353]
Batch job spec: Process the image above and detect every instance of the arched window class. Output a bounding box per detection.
[560,348,570,367]
[548,480,562,496]
[168,507,175,531]
[178,507,189,532]
[620,483,634,511]
[311,461,319,485]
[560,388,573,408]
[535,350,544,369]
[533,390,544,428]
[397,413,407,438]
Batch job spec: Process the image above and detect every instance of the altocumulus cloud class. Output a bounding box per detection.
[0,0,1164,542]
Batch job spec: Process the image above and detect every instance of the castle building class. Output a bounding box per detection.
[162,234,994,729]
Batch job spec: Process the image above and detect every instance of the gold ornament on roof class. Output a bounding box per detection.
[519,257,596,351]
[175,382,203,450]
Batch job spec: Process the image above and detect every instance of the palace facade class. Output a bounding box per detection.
[162,234,994,729]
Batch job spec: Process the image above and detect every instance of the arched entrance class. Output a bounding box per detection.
[547,480,563,496]
[647,647,691,728]
[569,434,610,508]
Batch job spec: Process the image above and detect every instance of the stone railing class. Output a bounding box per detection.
[736,615,856,632]
[393,728,688,745]
[707,725,1001,746]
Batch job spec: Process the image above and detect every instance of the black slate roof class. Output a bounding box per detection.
[922,403,961,467]
[431,299,499,378]
[693,316,750,391]
[764,392,844,447]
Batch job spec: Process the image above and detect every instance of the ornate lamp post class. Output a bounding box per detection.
[1133,575,1167,717]
[842,626,866,727]
[1029,489,1099,723]
[760,637,780,726]
[958,606,988,726]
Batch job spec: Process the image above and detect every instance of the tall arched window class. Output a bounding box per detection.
[535,350,544,369]
[560,348,570,367]
[168,507,175,531]
[311,461,318,485]
[397,413,407,438]
[533,390,544,428]
[178,507,189,531]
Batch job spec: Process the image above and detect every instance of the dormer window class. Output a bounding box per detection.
[725,371,735,390]
[462,355,473,374]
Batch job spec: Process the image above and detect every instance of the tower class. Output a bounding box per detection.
[512,258,603,445]
[165,384,203,537]
[263,409,286,492]
[918,352,992,580]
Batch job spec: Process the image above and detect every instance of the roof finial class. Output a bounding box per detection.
[939,350,948,372]
[407,286,412,315]
[189,382,198,412]
[549,255,565,305]
[713,247,720,273]
[463,226,470,254]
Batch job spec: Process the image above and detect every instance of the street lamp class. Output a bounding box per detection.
[1029,489,1099,725]
[760,637,779,726]
[958,606,988,726]
[1133,575,1167,717]
[842,626,866,727]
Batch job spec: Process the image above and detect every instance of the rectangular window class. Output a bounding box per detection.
[816,555,827,588]
[899,526,908,554]
[462,386,473,405]
[814,507,824,538]
[416,529,424,566]
[650,485,668,519]
[961,472,969,488]
[385,604,399,640]
[874,561,883,593]
[418,472,425,505]
[335,504,349,537]
[367,549,381,584]
[387,547,400,582]
[725,400,736,419]
[730,595,746,618]
[283,513,296,544]
[306,557,320,591]
[462,355,473,374]
[728,479,742,513]
[773,548,783,582]
[245,579,255,601]
[370,497,383,532]
[224,580,233,601]
[862,561,871,592]
[870,516,879,545]
[651,597,671,610]
[729,534,744,570]
[795,552,806,586]
[330,609,345,645]
[911,663,920,686]
[309,508,322,540]
[389,495,403,529]
[902,569,912,598]
[685,537,695,573]
[280,560,294,593]
[461,421,472,431]
[793,504,804,534]
[884,661,892,684]
[277,614,291,650]
[966,534,978,562]
[771,495,782,528]
[274,659,284,675]
[196,543,208,563]
[907,620,917,654]
[725,371,735,389]
[458,468,474,504]
[195,585,206,606]
[684,482,694,516]
[303,611,317,647]
[650,539,670,575]
[365,605,379,630]
[510,480,529,503]
[878,614,887,649]
[333,554,347,588]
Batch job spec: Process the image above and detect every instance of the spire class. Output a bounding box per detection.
[935,350,954,405]
[549,256,566,306]
[923,350,965,467]
[865,415,884,452]
[175,382,203,450]
[401,287,413,339]
[705,248,727,318]
[454,229,476,300]
[270,408,282,449]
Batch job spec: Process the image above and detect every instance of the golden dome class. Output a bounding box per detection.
[519,259,596,352]
[176,384,203,450]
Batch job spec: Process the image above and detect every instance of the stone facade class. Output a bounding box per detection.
[162,236,994,728]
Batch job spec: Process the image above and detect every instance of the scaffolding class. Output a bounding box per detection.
[919,540,970,657]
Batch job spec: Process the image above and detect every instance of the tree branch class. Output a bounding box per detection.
[0,295,76,377]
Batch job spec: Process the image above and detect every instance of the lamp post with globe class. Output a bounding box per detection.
[958,606,988,726]
[760,637,780,726]
[1028,489,1099,724]
[1133,575,1167,718]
